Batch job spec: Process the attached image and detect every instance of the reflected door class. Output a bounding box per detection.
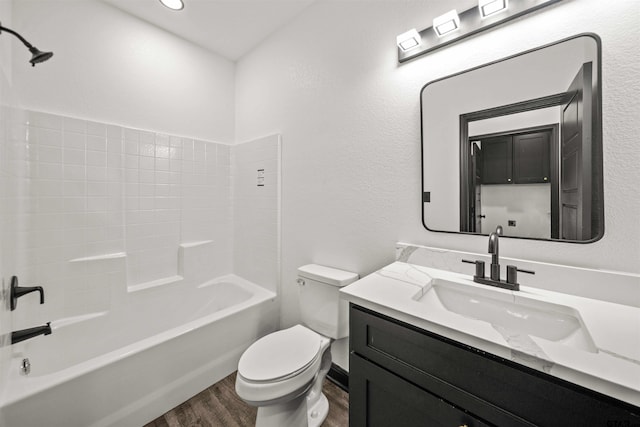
[560,62,593,240]
[470,142,483,232]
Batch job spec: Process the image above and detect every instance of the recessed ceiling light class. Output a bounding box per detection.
[159,0,184,11]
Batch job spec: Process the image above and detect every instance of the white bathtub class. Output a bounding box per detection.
[0,275,277,427]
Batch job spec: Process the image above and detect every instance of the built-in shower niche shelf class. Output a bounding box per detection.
[69,252,127,263]
[125,241,217,293]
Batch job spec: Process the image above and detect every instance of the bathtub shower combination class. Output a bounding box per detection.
[3,275,276,427]
[0,111,280,426]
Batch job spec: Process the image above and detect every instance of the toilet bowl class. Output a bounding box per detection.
[236,325,332,427]
[235,264,358,427]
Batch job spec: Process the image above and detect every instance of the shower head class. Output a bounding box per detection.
[0,22,54,67]
[29,46,54,66]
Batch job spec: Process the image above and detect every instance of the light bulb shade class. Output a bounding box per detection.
[396,29,421,52]
[159,0,184,10]
[433,10,460,37]
[478,0,509,18]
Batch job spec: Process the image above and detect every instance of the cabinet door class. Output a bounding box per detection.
[513,131,550,184]
[349,353,489,427]
[350,304,640,427]
[480,136,512,184]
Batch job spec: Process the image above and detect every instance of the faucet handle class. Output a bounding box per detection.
[462,259,485,279]
[10,276,45,311]
[506,265,535,286]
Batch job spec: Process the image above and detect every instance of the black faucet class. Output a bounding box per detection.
[488,230,501,281]
[10,276,45,311]
[462,225,534,291]
[11,322,51,344]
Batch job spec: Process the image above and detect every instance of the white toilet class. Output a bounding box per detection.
[235,264,358,427]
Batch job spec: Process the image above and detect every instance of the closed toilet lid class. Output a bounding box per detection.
[238,325,322,382]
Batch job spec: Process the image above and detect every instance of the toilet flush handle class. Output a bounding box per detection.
[297,278,305,286]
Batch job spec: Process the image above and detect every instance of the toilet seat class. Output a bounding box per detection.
[238,325,322,383]
[236,325,330,405]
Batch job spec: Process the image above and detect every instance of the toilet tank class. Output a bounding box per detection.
[297,264,359,339]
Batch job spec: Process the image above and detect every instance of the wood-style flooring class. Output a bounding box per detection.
[144,371,349,427]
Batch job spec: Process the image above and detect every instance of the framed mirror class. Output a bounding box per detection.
[421,34,603,242]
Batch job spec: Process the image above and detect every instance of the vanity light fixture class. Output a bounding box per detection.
[397,29,422,51]
[479,0,509,19]
[397,0,563,63]
[159,0,184,11]
[433,10,461,37]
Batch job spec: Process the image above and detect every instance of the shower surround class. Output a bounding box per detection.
[11,109,235,326]
[0,108,281,426]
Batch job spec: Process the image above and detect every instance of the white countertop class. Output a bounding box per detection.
[340,261,640,407]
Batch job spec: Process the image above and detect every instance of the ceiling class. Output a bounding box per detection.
[101,0,316,61]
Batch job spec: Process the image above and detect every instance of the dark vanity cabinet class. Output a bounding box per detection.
[349,304,640,427]
[479,131,550,185]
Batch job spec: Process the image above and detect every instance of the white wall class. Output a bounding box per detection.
[481,184,551,238]
[233,135,281,294]
[235,0,640,336]
[468,107,561,136]
[11,0,236,143]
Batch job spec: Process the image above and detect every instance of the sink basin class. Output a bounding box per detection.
[414,278,597,353]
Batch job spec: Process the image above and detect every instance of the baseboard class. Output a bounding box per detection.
[327,363,349,393]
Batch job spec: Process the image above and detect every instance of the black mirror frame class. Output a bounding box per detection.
[420,33,603,244]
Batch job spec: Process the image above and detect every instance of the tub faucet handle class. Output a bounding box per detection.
[10,276,45,311]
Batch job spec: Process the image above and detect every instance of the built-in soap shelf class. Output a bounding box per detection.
[67,241,218,294]
[179,240,213,249]
[126,240,217,293]
[68,252,127,263]
[52,311,107,328]
[127,275,184,293]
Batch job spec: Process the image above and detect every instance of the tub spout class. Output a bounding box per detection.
[11,322,51,344]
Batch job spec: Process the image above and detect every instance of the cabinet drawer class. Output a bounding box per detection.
[350,304,640,427]
[350,353,490,427]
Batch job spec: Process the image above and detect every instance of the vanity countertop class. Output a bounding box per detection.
[340,261,640,407]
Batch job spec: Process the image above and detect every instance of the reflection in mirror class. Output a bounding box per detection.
[421,35,603,242]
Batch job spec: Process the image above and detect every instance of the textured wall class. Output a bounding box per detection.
[235,0,640,332]
[11,0,236,142]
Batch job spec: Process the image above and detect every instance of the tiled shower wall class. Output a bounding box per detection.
[10,110,233,328]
